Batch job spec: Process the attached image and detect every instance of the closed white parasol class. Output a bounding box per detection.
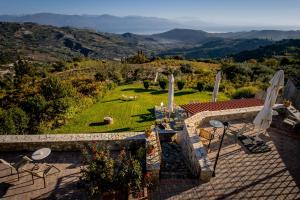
[212,71,222,102]
[253,70,284,132]
[168,74,174,115]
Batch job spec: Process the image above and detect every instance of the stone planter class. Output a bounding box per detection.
[104,117,113,125]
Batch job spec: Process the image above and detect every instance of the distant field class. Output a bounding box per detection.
[51,83,229,133]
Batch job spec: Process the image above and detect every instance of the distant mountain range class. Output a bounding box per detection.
[1,22,300,64]
[1,13,300,34]
[0,13,191,34]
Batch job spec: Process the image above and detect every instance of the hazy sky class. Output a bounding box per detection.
[1,0,300,26]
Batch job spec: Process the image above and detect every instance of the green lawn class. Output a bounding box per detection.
[51,83,229,133]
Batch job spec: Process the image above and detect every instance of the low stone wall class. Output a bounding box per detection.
[146,130,162,183]
[0,132,145,151]
[178,106,263,182]
[0,131,162,183]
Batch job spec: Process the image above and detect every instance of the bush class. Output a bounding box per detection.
[219,84,225,92]
[52,61,66,72]
[81,144,143,198]
[22,95,47,122]
[0,107,29,134]
[177,80,185,90]
[143,80,150,90]
[205,84,214,91]
[40,76,74,101]
[232,86,259,99]
[197,82,205,91]
[180,64,193,74]
[94,72,106,81]
[159,79,168,90]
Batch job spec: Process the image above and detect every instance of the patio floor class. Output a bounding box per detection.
[0,151,84,199]
[149,119,300,199]
[0,119,300,199]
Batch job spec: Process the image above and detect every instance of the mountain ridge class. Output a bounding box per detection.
[1,13,300,34]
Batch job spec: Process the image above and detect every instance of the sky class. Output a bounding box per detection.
[0,0,300,26]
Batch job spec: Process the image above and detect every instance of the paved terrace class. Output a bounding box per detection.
[0,123,300,199]
[150,118,300,199]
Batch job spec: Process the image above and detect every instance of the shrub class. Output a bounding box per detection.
[81,144,143,198]
[197,82,205,91]
[159,79,168,90]
[52,61,66,72]
[180,64,193,74]
[232,86,259,99]
[22,95,47,122]
[0,107,29,134]
[222,64,253,82]
[177,80,185,90]
[205,84,214,91]
[143,80,150,90]
[40,76,74,101]
[219,84,225,92]
[94,72,106,81]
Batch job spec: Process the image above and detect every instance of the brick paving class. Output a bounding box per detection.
[150,119,300,200]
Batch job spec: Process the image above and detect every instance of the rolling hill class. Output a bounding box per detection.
[158,38,273,59]
[1,22,300,64]
[232,39,300,62]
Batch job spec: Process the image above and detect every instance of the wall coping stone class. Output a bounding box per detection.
[0,132,145,143]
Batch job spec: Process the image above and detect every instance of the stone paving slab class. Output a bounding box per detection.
[0,151,85,200]
[149,120,300,199]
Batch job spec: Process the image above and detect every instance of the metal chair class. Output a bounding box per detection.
[0,156,33,180]
[25,164,60,188]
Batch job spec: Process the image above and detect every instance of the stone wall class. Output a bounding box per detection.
[146,130,161,183]
[178,106,263,182]
[0,132,145,151]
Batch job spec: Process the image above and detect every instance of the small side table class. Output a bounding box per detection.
[32,148,51,161]
[32,148,51,170]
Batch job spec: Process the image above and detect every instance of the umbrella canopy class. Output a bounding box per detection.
[154,72,159,82]
[212,71,222,102]
[168,74,174,114]
[253,70,284,132]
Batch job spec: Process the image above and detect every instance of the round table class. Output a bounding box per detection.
[209,120,224,128]
[32,148,51,161]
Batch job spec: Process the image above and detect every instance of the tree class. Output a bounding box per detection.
[159,79,168,90]
[177,80,185,90]
[180,64,193,74]
[197,82,205,91]
[143,80,150,90]
[40,76,73,101]
[22,95,47,122]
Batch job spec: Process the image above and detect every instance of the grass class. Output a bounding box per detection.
[51,83,229,133]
